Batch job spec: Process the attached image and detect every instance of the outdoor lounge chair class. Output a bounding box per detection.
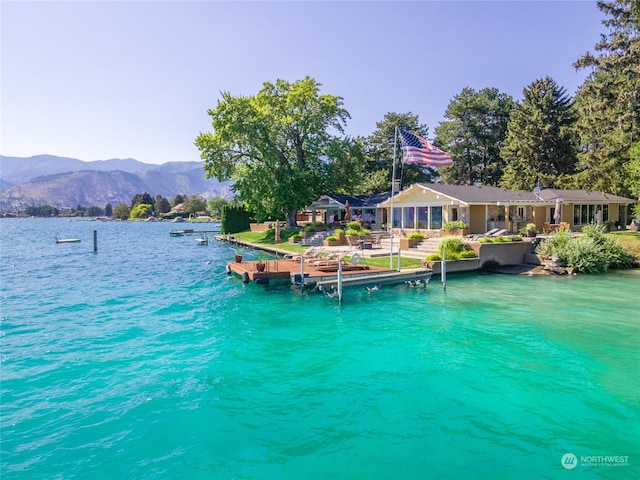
[285,247,324,261]
[466,228,500,241]
[490,229,507,237]
[371,234,382,249]
[311,252,341,268]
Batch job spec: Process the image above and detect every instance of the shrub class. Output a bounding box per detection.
[443,221,468,231]
[290,233,303,239]
[507,235,522,242]
[325,235,339,242]
[479,237,493,243]
[426,253,442,261]
[526,223,538,234]
[439,237,466,258]
[333,228,345,235]
[565,236,609,273]
[603,238,635,269]
[347,220,362,230]
[360,229,371,236]
[345,228,360,236]
[459,250,477,259]
[536,228,572,258]
[407,232,425,240]
[582,223,634,269]
[302,225,316,232]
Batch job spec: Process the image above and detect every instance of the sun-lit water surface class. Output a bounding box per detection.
[1,219,638,479]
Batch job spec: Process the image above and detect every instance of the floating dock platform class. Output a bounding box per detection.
[170,228,221,236]
[226,258,433,290]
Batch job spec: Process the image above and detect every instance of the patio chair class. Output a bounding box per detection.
[359,235,373,249]
[346,236,361,248]
[371,234,382,249]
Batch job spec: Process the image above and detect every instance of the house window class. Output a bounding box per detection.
[392,207,402,228]
[403,207,415,228]
[430,206,443,229]
[417,207,428,229]
[517,207,524,219]
[573,204,609,225]
[451,208,458,222]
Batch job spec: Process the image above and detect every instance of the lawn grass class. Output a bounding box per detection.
[606,231,640,260]
[232,230,423,269]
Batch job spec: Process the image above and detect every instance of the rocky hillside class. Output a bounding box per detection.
[0,155,233,211]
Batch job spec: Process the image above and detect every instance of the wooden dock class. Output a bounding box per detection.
[226,258,433,289]
[170,228,221,236]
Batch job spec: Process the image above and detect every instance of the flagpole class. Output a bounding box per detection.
[389,126,398,270]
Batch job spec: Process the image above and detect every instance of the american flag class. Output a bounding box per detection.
[398,129,453,167]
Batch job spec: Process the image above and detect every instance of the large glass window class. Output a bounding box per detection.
[403,207,415,228]
[391,207,402,228]
[430,206,443,229]
[573,204,609,225]
[417,207,428,229]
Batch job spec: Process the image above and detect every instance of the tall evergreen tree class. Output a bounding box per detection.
[435,87,514,186]
[154,195,171,214]
[500,77,578,191]
[573,0,640,197]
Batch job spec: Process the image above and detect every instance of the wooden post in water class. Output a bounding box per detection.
[93,230,98,252]
[442,248,447,291]
[337,260,343,305]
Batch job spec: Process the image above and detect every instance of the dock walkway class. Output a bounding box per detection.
[170,228,221,236]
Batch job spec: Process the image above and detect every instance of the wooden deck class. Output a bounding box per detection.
[226,259,393,284]
[226,259,436,292]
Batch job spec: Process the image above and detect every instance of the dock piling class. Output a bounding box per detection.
[93,230,97,252]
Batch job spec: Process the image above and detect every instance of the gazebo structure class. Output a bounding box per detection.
[305,192,391,228]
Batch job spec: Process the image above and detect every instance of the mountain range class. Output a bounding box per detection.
[0,155,233,211]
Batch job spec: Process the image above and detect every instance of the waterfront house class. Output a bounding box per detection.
[373,183,635,236]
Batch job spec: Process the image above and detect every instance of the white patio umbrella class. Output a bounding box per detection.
[554,198,562,223]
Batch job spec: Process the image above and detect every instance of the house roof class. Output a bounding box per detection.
[378,183,636,206]
[307,192,391,210]
[537,188,636,204]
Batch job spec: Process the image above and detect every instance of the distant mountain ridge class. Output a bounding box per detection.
[0,155,233,211]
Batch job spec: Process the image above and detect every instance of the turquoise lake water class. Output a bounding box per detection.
[1,219,639,479]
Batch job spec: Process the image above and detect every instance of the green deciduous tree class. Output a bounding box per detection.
[500,77,578,191]
[195,76,357,227]
[435,87,515,186]
[206,197,229,219]
[113,203,130,220]
[155,195,171,214]
[573,0,640,197]
[183,194,207,215]
[130,203,152,219]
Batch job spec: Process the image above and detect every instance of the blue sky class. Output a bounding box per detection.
[1,1,604,165]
